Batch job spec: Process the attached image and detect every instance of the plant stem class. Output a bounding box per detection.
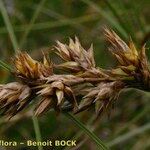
[0,60,11,71]
[20,0,47,47]
[114,104,149,137]
[81,0,128,39]
[64,112,109,150]
[107,122,150,147]
[0,14,99,34]
[32,115,43,150]
[0,0,18,52]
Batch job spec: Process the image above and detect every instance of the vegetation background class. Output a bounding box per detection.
[0,0,150,150]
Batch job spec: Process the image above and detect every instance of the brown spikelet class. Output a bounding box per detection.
[105,28,150,90]
[0,82,31,117]
[104,28,138,66]
[14,52,53,81]
[75,81,124,116]
[55,37,96,72]
[34,77,78,115]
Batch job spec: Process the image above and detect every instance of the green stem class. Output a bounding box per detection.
[104,0,137,42]
[0,60,11,71]
[64,113,109,150]
[114,104,149,137]
[32,115,43,150]
[20,0,47,47]
[0,0,18,52]
[81,0,128,39]
[107,122,150,147]
[0,14,99,34]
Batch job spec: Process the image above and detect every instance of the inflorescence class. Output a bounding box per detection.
[0,29,149,118]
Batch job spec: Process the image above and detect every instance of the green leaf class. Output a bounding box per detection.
[0,60,11,71]
[0,0,18,52]
[107,122,150,147]
[64,112,109,150]
[32,115,43,150]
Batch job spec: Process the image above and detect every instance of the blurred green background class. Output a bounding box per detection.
[0,0,150,150]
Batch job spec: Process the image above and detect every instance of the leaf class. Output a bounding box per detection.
[64,112,109,150]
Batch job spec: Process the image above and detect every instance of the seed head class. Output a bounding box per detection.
[14,52,53,81]
[35,79,78,115]
[0,28,149,119]
[75,81,124,116]
[105,28,150,90]
[55,37,95,72]
[0,82,31,118]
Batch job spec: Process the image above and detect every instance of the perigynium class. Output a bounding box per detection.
[0,82,31,117]
[0,28,149,119]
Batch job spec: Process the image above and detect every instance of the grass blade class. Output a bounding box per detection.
[81,0,128,39]
[0,0,18,52]
[20,0,47,47]
[104,1,129,34]
[32,115,43,150]
[107,122,150,147]
[0,60,11,71]
[114,104,150,137]
[64,113,109,150]
[0,14,99,34]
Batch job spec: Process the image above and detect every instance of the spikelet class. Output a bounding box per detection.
[35,78,78,115]
[0,82,31,118]
[75,81,124,116]
[105,29,150,90]
[55,37,95,72]
[14,52,53,81]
